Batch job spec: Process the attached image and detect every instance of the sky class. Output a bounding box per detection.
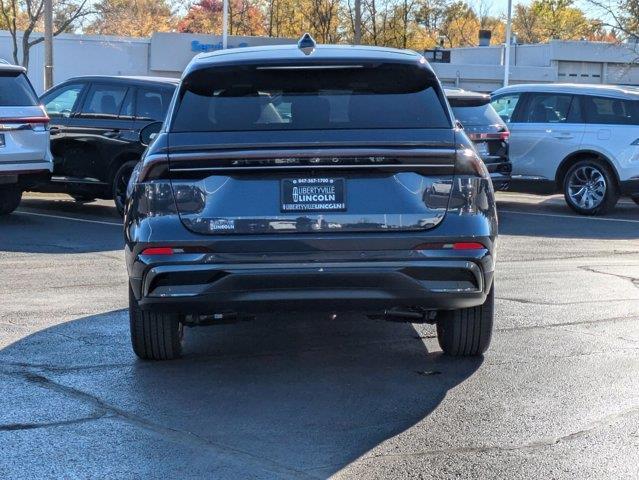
[472,0,610,20]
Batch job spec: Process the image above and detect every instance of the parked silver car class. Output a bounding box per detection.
[492,83,639,215]
[0,65,52,215]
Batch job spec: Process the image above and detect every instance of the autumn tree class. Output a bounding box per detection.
[0,0,89,69]
[178,0,266,36]
[513,0,599,44]
[85,0,176,37]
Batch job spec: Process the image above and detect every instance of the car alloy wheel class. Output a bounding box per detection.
[567,164,607,210]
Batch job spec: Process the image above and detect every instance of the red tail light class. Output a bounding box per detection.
[469,132,509,141]
[141,247,174,255]
[0,107,49,131]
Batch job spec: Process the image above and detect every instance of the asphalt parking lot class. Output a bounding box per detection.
[1,192,638,479]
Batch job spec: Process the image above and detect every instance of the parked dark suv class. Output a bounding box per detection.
[38,76,178,214]
[445,88,511,191]
[125,37,498,360]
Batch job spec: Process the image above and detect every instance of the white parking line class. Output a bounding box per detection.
[499,209,639,224]
[498,192,636,205]
[16,210,122,227]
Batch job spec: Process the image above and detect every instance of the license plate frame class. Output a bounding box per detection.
[281,177,346,213]
[475,141,489,156]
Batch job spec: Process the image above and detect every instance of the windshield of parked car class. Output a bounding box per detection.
[451,104,504,127]
[171,63,451,132]
[0,72,38,106]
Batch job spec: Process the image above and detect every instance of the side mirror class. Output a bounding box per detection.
[140,121,163,147]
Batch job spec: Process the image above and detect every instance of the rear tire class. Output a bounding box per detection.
[436,286,494,356]
[0,186,22,215]
[113,161,138,217]
[129,287,184,360]
[563,159,619,215]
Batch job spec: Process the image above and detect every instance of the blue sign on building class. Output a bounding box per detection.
[191,40,249,53]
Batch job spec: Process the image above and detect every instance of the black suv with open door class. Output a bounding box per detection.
[125,37,498,360]
[38,76,178,214]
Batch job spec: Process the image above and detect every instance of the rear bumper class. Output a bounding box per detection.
[484,159,511,190]
[0,168,51,188]
[0,160,52,175]
[131,254,494,314]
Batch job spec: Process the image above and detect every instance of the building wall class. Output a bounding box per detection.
[432,40,639,92]
[0,30,294,94]
[3,31,639,95]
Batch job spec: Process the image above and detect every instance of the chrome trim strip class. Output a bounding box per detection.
[167,148,456,161]
[170,164,454,173]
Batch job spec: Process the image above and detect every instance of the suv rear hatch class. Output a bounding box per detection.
[166,61,456,234]
[0,68,49,170]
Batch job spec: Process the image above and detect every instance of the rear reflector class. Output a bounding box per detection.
[452,242,485,250]
[141,247,174,255]
[413,242,485,251]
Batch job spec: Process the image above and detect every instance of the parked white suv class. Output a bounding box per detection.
[0,65,51,215]
[491,83,639,215]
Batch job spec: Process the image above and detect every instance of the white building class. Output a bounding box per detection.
[0,31,295,94]
[2,30,639,94]
[431,40,639,92]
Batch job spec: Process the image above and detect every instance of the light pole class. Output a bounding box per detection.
[222,0,229,49]
[44,0,53,90]
[503,0,512,87]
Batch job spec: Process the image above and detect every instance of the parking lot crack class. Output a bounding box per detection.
[11,370,318,480]
[496,314,639,332]
[325,405,639,467]
[0,413,113,433]
[578,265,639,289]
[498,296,639,306]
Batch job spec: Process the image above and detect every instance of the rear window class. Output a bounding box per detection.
[451,104,504,127]
[171,63,451,132]
[0,72,38,106]
[583,96,639,125]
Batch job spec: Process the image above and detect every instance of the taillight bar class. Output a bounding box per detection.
[0,116,49,124]
[468,132,509,141]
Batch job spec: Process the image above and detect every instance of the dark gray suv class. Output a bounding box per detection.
[125,37,498,360]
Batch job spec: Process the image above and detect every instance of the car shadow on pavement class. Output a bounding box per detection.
[0,309,482,478]
[0,207,122,254]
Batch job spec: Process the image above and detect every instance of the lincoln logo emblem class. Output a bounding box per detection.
[292,186,299,202]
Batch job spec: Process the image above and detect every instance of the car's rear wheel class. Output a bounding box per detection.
[0,186,22,215]
[129,287,184,360]
[436,286,494,356]
[563,159,618,215]
[113,161,138,216]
